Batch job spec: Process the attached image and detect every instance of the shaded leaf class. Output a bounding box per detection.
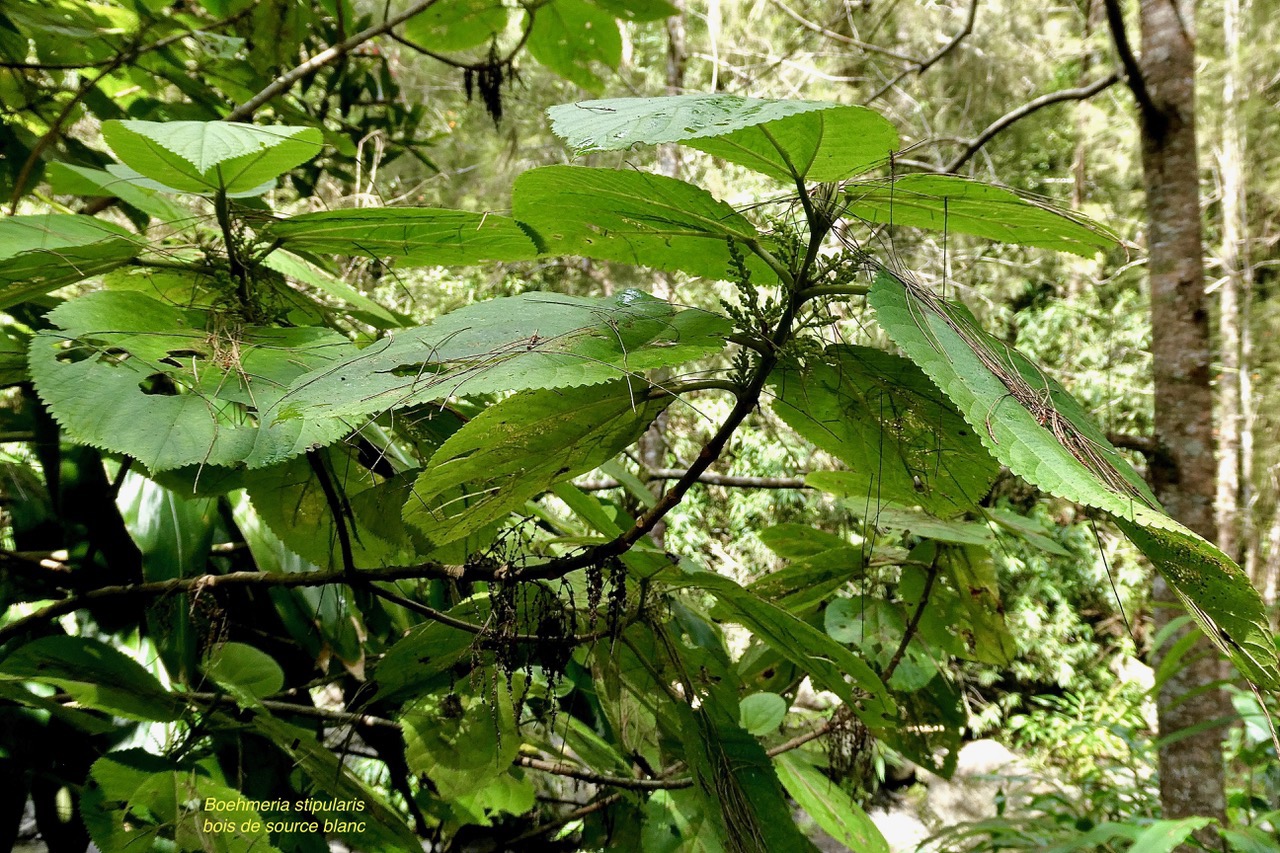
[264,208,540,266]
[0,635,179,721]
[204,641,285,701]
[404,0,508,51]
[0,214,140,308]
[405,382,666,545]
[738,692,787,735]
[527,0,621,92]
[845,174,1119,257]
[513,165,779,282]
[772,345,999,517]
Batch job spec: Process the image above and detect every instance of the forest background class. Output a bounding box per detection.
[1,0,1279,850]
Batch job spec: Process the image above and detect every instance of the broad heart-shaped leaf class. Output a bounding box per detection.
[28,291,358,473]
[0,214,140,307]
[549,94,899,183]
[47,162,190,222]
[404,0,508,51]
[0,635,180,721]
[527,0,621,92]
[512,165,780,283]
[405,382,667,546]
[101,120,323,195]
[869,270,1280,688]
[203,642,284,702]
[274,289,730,428]
[662,569,896,726]
[771,345,999,517]
[262,208,540,266]
[845,174,1119,257]
[776,752,890,853]
[401,683,519,800]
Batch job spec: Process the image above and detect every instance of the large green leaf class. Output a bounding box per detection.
[771,345,999,517]
[404,0,508,51]
[263,208,540,266]
[274,289,728,427]
[663,569,896,725]
[0,635,179,721]
[0,214,140,307]
[243,445,417,570]
[776,752,890,853]
[551,94,899,183]
[405,382,666,545]
[512,165,779,282]
[869,270,1280,687]
[28,291,358,472]
[101,120,323,195]
[401,683,519,800]
[941,545,1016,665]
[845,174,1119,257]
[47,162,190,222]
[527,0,621,92]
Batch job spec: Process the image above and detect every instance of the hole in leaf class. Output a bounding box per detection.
[138,373,179,395]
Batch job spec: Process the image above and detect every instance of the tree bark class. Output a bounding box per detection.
[1133,0,1230,841]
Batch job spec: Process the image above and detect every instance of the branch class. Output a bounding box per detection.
[578,469,810,491]
[882,552,939,683]
[766,0,917,63]
[1101,0,1160,124]
[225,0,442,121]
[0,564,463,646]
[387,11,536,72]
[1107,431,1158,456]
[514,757,694,791]
[941,72,1122,173]
[865,0,978,104]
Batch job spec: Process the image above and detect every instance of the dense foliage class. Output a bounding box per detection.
[0,85,1274,850]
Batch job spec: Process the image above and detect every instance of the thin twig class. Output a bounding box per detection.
[578,470,809,491]
[515,757,694,791]
[865,0,978,104]
[226,0,442,121]
[883,552,940,683]
[941,73,1122,173]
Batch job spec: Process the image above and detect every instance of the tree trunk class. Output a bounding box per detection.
[1134,0,1230,841]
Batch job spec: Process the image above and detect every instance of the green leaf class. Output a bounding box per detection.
[527,0,621,92]
[101,120,323,195]
[747,545,864,616]
[402,683,519,800]
[0,214,140,307]
[274,289,729,428]
[772,345,999,517]
[941,545,1016,665]
[243,444,417,570]
[1128,818,1217,853]
[47,162,190,222]
[869,269,1280,688]
[373,611,484,704]
[845,174,1119,257]
[776,752,890,853]
[549,94,899,182]
[264,208,540,265]
[664,569,895,726]
[0,635,179,721]
[513,165,779,282]
[261,250,404,327]
[404,0,508,51]
[405,382,666,545]
[758,523,850,559]
[681,706,819,852]
[738,692,787,735]
[203,642,285,701]
[28,291,359,472]
[590,0,678,22]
